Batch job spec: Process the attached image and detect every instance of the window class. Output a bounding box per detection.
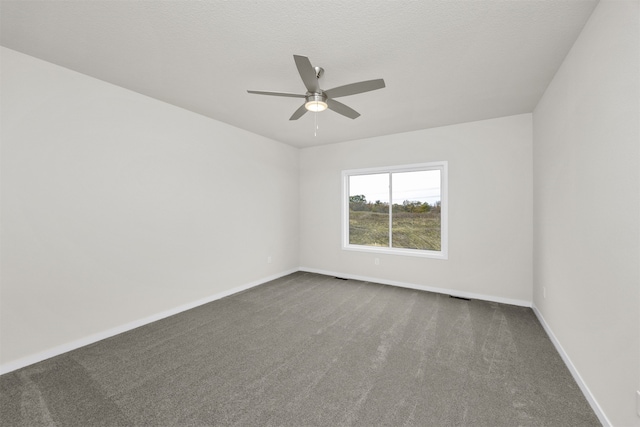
[342,162,448,259]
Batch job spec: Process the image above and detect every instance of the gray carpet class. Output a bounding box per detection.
[1,272,599,426]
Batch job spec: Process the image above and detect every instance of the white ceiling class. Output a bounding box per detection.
[0,0,598,148]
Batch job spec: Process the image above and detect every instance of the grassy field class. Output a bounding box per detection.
[349,210,441,251]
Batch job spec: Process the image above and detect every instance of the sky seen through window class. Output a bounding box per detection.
[349,170,441,206]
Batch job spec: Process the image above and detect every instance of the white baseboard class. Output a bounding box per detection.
[299,267,532,307]
[531,304,611,427]
[0,268,298,375]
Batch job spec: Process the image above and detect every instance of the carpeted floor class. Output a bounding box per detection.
[0,272,599,426]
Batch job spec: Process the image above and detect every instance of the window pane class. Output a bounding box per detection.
[348,173,389,247]
[391,170,441,250]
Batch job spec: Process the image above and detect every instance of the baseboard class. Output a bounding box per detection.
[299,267,532,307]
[0,268,298,375]
[531,304,611,427]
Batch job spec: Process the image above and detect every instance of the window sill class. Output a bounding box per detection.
[342,244,448,260]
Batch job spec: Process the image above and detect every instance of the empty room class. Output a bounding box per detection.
[1,1,638,426]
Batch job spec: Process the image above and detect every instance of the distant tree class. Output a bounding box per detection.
[372,200,389,213]
[349,194,368,211]
[403,200,423,212]
[393,200,433,214]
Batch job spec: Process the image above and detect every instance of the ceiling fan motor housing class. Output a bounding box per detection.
[306,93,326,103]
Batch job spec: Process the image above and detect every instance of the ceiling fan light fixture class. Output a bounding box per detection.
[305,94,328,112]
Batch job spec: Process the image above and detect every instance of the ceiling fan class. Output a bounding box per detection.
[247,55,385,120]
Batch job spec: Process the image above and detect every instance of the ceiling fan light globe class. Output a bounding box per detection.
[305,100,328,112]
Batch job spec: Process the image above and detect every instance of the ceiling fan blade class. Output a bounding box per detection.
[293,55,319,93]
[324,79,386,98]
[289,103,308,120]
[247,90,305,98]
[327,99,360,119]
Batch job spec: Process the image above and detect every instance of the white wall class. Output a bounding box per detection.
[0,47,300,367]
[299,114,533,305]
[532,0,640,425]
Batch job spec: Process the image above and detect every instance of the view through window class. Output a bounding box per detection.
[343,162,447,258]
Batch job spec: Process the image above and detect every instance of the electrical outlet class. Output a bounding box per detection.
[374,257,380,265]
[543,287,546,299]
[267,256,272,264]
[636,390,640,417]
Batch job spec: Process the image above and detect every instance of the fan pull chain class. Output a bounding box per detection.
[314,111,318,137]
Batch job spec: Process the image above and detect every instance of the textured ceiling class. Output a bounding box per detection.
[0,0,598,148]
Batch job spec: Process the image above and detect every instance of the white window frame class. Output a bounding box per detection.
[341,161,448,259]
